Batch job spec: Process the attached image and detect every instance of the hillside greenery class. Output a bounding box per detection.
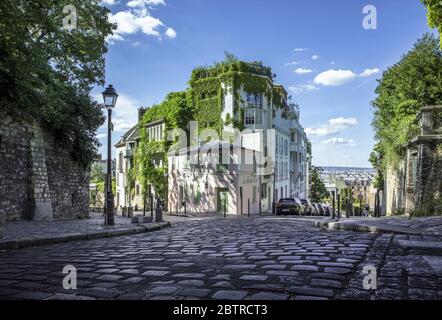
[421,0,442,48]
[370,34,442,184]
[0,0,115,166]
[133,53,286,201]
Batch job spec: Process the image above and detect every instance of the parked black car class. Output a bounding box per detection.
[276,198,300,215]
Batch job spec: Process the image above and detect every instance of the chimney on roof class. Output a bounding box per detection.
[138,107,148,121]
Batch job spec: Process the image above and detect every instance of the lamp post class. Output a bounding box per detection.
[337,191,341,220]
[102,84,118,225]
[358,192,363,216]
[164,171,168,213]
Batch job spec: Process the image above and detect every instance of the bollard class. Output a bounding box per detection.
[224,196,227,218]
[150,194,154,219]
[155,198,163,222]
[0,210,5,239]
[248,199,250,217]
[127,206,134,218]
[122,206,127,217]
[337,195,341,219]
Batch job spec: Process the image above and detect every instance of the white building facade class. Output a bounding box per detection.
[169,78,311,215]
[115,116,166,210]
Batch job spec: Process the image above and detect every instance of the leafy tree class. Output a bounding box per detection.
[310,166,329,203]
[371,34,442,172]
[90,162,105,181]
[0,0,115,165]
[421,0,442,47]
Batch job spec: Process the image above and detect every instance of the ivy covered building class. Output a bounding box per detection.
[115,108,167,211]
[114,57,311,215]
[168,58,311,215]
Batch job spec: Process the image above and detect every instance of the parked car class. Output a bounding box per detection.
[311,203,321,216]
[276,198,300,215]
[293,198,304,215]
[300,199,314,215]
[315,203,325,215]
[321,204,331,216]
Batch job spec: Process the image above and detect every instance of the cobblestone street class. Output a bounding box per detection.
[0,216,441,300]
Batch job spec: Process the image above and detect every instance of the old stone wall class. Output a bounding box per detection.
[0,116,90,221]
[413,142,442,213]
[384,161,406,216]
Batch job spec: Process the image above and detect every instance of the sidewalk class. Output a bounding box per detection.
[0,213,170,251]
[314,215,442,236]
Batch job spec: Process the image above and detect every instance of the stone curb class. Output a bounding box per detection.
[0,222,171,251]
[312,219,424,235]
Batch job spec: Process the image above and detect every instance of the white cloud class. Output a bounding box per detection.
[313,69,356,86]
[127,0,165,7]
[285,61,301,66]
[108,0,175,41]
[106,33,124,44]
[110,11,164,37]
[96,133,107,139]
[305,127,339,137]
[101,0,119,5]
[359,68,380,77]
[294,68,313,75]
[293,48,307,52]
[321,138,356,146]
[312,54,319,60]
[306,117,358,137]
[165,27,177,38]
[288,84,319,95]
[329,117,358,127]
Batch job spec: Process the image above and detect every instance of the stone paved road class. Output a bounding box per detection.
[0,216,441,300]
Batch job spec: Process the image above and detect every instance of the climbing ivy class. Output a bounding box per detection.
[132,54,286,201]
[188,53,278,136]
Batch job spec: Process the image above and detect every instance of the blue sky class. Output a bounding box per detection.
[95,0,437,167]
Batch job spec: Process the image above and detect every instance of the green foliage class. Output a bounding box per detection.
[188,52,276,134]
[410,195,442,217]
[126,167,136,199]
[142,91,193,133]
[369,144,385,190]
[133,92,192,202]
[391,208,406,216]
[310,166,329,203]
[133,54,284,201]
[0,0,115,166]
[90,163,105,183]
[371,34,442,171]
[421,0,442,48]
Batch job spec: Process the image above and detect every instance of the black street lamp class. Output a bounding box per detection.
[102,84,118,225]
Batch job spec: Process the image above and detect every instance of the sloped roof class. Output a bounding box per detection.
[114,124,139,148]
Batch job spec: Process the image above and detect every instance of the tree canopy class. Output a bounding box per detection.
[370,34,442,175]
[421,0,442,48]
[0,0,115,165]
[310,166,329,203]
